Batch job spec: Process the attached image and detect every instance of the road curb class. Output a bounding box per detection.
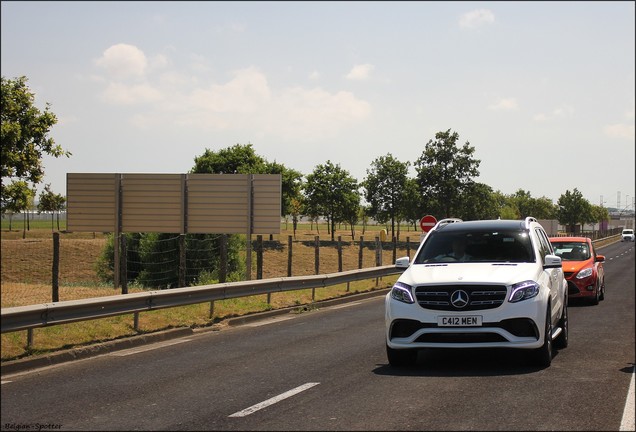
[1,327,194,376]
[1,288,390,376]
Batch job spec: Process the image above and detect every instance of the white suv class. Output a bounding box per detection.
[386,217,568,368]
[621,229,634,242]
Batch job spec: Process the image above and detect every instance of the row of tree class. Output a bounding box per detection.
[190,140,608,241]
[2,75,608,243]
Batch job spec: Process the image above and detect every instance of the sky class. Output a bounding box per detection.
[2,1,635,210]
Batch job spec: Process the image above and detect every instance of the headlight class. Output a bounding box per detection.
[576,268,593,279]
[509,280,540,303]
[391,282,415,304]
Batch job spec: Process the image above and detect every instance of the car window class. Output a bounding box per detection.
[534,228,552,261]
[414,229,534,263]
[551,242,591,261]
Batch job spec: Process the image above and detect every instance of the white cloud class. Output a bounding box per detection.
[101,82,163,105]
[459,9,495,29]
[533,105,574,121]
[346,64,374,81]
[489,98,518,111]
[265,87,371,140]
[604,123,635,140]
[98,63,371,140]
[189,66,271,113]
[309,70,321,80]
[95,43,148,80]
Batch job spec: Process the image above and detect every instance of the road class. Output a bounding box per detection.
[1,241,634,431]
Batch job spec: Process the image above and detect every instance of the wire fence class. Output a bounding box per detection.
[1,230,419,308]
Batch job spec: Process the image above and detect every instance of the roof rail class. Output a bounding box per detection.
[434,218,463,230]
[525,216,537,229]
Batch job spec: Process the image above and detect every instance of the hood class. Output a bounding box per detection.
[562,260,591,273]
[399,262,540,287]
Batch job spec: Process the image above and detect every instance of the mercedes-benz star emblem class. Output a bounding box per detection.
[450,290,469,308]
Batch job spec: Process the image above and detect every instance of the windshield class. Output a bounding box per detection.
[413,229,534,264]
[551,242,591,261]
[624,230,634,235]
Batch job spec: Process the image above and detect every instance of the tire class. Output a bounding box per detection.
[386,344,417,367]
[532,306,553,367]
[590,281,600,305]
[554,298,568,349]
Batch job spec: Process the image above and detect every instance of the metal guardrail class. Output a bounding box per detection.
[591,234,622,248]
[1,265,403,334]
[1,234,621,335]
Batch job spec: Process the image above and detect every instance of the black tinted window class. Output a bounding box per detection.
[414,229,534,264]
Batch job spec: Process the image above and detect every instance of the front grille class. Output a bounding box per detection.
[415,333,507,343]
[389,318,539,341]
[564,272,574,278]
[415,285,507,311]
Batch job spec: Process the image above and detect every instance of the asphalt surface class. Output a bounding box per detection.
[0,287,391,376]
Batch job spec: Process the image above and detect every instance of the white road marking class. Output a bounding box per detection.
[620,365,635,431]
[111,338,191,356]
[330,302,361,309]
[243,315,297,327]
[229,382,320,417]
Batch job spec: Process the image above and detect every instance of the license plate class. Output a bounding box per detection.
[438,315,482,326]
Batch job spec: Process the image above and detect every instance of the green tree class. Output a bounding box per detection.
[37,183,66,231]
[191,143,268,174]
[266,161,304,218]
[304,160,360,241]
[1,76,70,202]
[289,197,304,239]
[556,188,592,234]
[363,154,410,240]
[508,189,557,219]
[457,182,500,220]
[3,180,35,238]
[400,178,422,231]
[589,204,610,234]
[414,129,480,218]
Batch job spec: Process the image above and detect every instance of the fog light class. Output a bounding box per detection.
[586,285,594,291]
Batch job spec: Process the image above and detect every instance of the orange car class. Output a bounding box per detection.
[549,236,605,305]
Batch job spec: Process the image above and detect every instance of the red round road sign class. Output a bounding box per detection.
[420,215,437,232]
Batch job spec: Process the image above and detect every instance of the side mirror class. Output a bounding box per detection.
[395,256,410,268]
[544,254,562,269]
[596,255,605,263]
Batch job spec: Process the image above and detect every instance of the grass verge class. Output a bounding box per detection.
[1,277,397,362]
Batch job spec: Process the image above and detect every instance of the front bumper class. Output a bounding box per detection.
[565,277,597,298]
[385,293,546,350]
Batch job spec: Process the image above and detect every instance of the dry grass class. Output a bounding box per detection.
[1,223,416,361]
